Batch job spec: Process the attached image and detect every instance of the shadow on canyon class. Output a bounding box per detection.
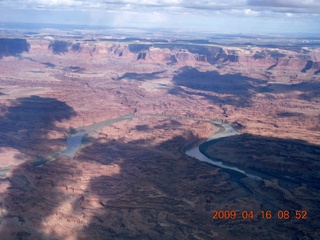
[0,95,76,159]
[294,82,320,101]
[0,95,77,239]
[270,81,320,101]
[2,114,320,239]
[2,121,227,239]
[116,67,270,108]
[116,71,167,82]
[74,129,320,239]
[199,133,320,189]
[0,158,82,239]
[0,38,30,59]
[48,40,82,55]
[135,120,182,132]
[73,130,239,239]
[169,67,269,107]
[49,40,70,54]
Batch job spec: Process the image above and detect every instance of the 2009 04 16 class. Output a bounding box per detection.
[212,210,307,220]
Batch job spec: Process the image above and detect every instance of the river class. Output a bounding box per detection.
[185,122,262,181]
[58,113,262,181]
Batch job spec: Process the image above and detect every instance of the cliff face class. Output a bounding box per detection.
[2,38,320,74]
[1,35,320,240]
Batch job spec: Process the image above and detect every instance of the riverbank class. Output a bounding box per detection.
[185,122,263,181]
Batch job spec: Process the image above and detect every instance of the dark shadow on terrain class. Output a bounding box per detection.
[300,60,320,73]
[1,158,82,239]
[135,120,182,132]
[76,127,320,239]
[128,44,150,53]
[199,133,320,189]
[117,71,166,81]
[269,81,320,101]
[49,40,70,54]
[301,60,314,73]
[0,95,77,239]
[277,111,305,118]
[170,67,268,107]
[1,115,320,238]
[135,124,149,131]
[296,82,320,101]
[74,130,234,239]
[0,95,76,159]
[0,38,30,59]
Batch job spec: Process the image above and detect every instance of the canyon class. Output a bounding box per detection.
[0,32,319,239]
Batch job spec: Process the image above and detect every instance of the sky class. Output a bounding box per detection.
[0,0,320,34]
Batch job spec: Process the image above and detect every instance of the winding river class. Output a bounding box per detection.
[185,122,261,181]
[58,113,262,181]
[58,114,133,159]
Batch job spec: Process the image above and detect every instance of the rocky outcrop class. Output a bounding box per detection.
[1,34,320,240]
[9,38,320,75]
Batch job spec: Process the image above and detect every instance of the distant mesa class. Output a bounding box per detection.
[0,38,30,59]
[128,43,243,65]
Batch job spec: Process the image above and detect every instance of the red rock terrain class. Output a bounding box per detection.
[0,34,319,239]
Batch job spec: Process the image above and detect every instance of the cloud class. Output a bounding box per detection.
[248,0,320,8]
[32,0,78,5]
[0,0,319,34]
[1,0,318,16]
[247,0,320,13]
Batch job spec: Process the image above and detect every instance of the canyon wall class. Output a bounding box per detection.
[3,38,318,74]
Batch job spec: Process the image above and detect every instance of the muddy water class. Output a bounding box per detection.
[57,113,309,188]
[185,147,262,181]
[59,113,260,180]
[58,130,87,159]
[185,123,262,181]
[58,114,133,159]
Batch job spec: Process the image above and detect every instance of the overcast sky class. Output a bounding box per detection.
[0,0,320,34]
